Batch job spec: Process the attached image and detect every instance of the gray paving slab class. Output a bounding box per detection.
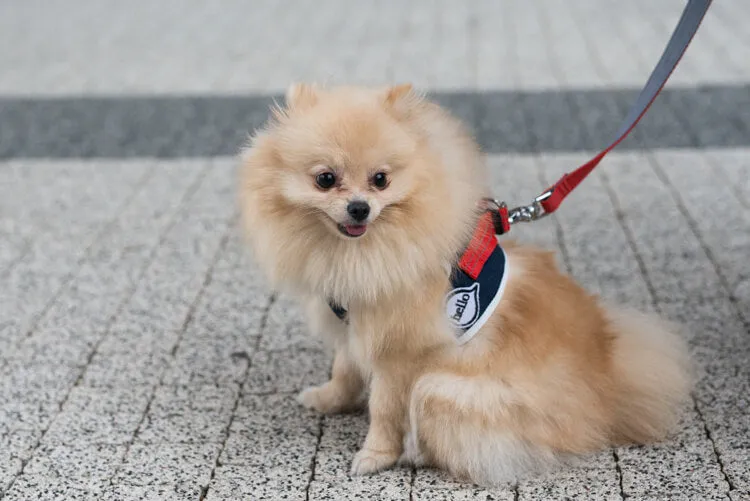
[4,86,750,159]
[217,393,319,470]
[517,468,621,501]
[2,0,745,95]
[100,483,202,501]
[653,150,750,319]
[412,468,515,500]
[0,160,238,497]
[114,442,221,487]
[258,295,327,352]
[0,162,150,351]
[537,153,656,309]
[244,348,331,395]
[308,476,412,501]
[2,152,749,499]
[205,463,311,501]
[2,475,100,501]
[587,151,748,500]
[21,443,125,492]
[16,163,206,342]
[0,152,746,500]
[312,411,413,498]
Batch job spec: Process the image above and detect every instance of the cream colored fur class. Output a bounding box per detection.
[239,83,692,485]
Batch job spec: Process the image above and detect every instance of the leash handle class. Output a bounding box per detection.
[496,0,713,234]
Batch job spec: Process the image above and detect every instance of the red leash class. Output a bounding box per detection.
[491,0,713,235]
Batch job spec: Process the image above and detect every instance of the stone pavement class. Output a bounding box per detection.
[0,1,748,500]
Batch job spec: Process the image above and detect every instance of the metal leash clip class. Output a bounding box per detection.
[507,189,553,225]
[481,189,553,229]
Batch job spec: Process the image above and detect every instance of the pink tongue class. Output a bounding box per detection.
[345,225,367,236]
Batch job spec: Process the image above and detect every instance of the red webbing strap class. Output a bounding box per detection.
[539,0,712,215]
[459,212,498,280]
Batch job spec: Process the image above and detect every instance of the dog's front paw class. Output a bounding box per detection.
[297,383,361,414]
[350,448,399,476]
[297,385,333,413]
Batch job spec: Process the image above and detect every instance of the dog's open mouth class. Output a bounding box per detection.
[338,224,367,238]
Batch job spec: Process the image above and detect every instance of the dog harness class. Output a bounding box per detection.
[328,210,509,345]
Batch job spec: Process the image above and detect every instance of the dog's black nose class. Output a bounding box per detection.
[347,201,370,222]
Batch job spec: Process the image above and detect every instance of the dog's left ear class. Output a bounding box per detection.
[382,84,422,116]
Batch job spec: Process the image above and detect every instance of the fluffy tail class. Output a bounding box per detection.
[606,307,693,444]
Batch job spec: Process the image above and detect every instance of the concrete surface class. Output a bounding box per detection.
[1,0,748,500]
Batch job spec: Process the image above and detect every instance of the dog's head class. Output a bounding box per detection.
[240,83,487,302]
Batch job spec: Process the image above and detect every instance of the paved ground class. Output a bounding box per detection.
[1,1,748,500]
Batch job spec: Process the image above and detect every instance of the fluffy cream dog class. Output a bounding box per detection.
[239,83,692,485]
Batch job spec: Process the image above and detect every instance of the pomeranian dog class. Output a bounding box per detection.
[239,83,692,485]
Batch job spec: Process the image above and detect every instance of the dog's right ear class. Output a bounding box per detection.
[382,83,422,118]
[285,83,319,111]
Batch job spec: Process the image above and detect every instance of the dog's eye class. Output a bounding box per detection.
[372,172,388,190]
[315,172,336,190]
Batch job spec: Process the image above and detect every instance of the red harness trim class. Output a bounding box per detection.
[458,211,498,280]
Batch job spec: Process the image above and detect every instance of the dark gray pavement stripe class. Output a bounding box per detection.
[1,85,748,159]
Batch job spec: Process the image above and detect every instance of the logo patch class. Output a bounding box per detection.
[445,282,481,330]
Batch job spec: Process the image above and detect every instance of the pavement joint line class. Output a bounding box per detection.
[636,0,745,148]
[407,463,416,501]
[581,0,684,154]
[118,211,237,493]
[648,152,750,330]
[199,292,276,501]
[540,147,725,499]
[304,348,333,501]
[305,414,324,501]
[299,293,335,500]
[467,8,479,88]
[644,0,743,82]
[8,166,156,352]
[0,237,31,282]
[572,0,704,163]
[536,157,628,501]
[386,2,410,84]
[535,0,590,152]
[599,168,664,501]
[4,166,155,355]
[0,164,211,500]
[534,156,573,273]
[500,1,521,89]
[693,398,736,497]
[543,2,607,151]
[645,2,750,147]
[566,0,647,159]
[598,170,661,310]
[535,0,567,88]
[599,157,735,498]
[705,152,750,211]
[612,449,627,501]
[647,152,748,493]
[712,2,750,46]
[506,12,541,158]
[566,0,611,86]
